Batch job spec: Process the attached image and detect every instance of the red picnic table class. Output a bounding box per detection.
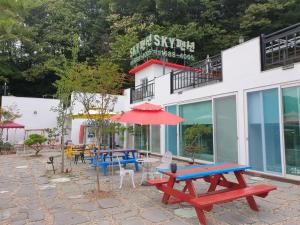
[148,163,277,225]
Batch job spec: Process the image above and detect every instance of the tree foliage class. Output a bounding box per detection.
[0,0,300,97]
[24,133,47,156]
[183,124,212,164]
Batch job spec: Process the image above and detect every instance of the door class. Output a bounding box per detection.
[214,95,238,163]
[282,86,300,176]
[247,88,282,174]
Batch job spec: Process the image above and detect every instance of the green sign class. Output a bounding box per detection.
[130,34,195,66]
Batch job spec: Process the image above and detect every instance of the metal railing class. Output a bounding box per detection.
[261,23,300,71]
[130,81,155,103]
[170,54,222,94]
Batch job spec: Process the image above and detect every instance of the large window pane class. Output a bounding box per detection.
[150,125,160,153]
[215,95,238,163]
[263,89,282,173]
[165,105,178,156]
[179,101,213,162]
[283,86,300,176]
[134,125,149,150]
[247,89,282,174]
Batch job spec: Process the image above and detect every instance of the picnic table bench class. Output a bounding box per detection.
[148,163,276,225]
[92,149,139,176]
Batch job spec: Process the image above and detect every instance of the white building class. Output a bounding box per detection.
[0,24,297,181]
[117,24,300,180]
[2,96,59,144]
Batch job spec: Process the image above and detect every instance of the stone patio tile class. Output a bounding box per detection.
[44,200,68,212]
[141,207,173,223]
[276,207,300,217]
[53,210,90,225]
[10,212,28,222]
[28,221,46,225]
[215,211,255,225]
[255,198,281,210]
[88,210,107,221]
[113,207,138,220]
[0,209,11,221]
[164,218,191,225]
[256,210,286,224]
[11,221,26,225]
[73,202,99,212]
[93,220,112,225]
[98,198,120,208]
[0,199,16,210]
[28,209,44,222]
[120,217,146,225]
[276,192,300,201]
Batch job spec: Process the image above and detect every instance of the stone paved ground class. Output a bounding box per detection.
[1,151,300,225]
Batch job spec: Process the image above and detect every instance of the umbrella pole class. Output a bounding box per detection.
[146,125,148,158]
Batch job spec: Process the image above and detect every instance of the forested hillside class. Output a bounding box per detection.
[1,0,300,97]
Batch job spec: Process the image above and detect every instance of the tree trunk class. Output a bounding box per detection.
[95,125,102,193]
[35,148,40,156]
[61,134,64,173]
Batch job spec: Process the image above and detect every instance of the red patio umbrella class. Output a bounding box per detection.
[111,102,184,156]
[111,102,184,125]
[0,121,25,142]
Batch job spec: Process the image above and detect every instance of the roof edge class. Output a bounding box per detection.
[129,59,189,74]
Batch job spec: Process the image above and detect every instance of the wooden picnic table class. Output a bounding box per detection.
[148,163,277,225]
[91,149,139,176]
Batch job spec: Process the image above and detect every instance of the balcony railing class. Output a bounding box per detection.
[261,23,300,71]
[170,54,222,94]
[130,81,155,103]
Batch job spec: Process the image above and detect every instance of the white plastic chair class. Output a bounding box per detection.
[117,156,136,189]
[155,151,173,178]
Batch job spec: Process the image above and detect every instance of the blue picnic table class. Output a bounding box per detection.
[91,149,139,176]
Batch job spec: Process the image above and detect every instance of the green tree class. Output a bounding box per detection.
[241,0,299,37]
[53,35,79,173]
[65,57,124,192]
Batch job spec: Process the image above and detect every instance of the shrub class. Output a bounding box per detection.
[24,134,47,156]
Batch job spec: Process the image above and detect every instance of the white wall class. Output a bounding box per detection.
[135,64,178,86]
[2,96,59,144]
[125,36,300,167]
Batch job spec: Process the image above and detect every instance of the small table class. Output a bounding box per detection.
[137,157,159,185]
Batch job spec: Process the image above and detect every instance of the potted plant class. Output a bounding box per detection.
[183,124,212,164]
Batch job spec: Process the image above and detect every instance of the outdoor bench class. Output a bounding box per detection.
[190,184,276,209]
[147,178,169,186]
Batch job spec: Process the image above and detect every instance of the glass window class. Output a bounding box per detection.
[179,101,213,162]
[214,95,238,163]
[150,125,160,153]
[134,125,149,151]
[165,105,178,156]
[247,89,282,174]
[282,86,300,176]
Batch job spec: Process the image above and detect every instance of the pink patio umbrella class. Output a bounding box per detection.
[111,102,184,156]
